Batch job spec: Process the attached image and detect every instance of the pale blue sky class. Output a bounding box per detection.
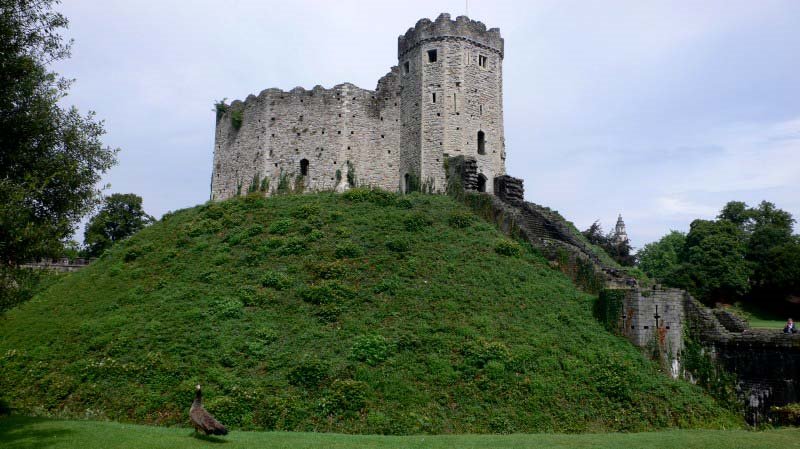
[55,0,800,248]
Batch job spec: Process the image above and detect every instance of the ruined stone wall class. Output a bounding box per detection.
[212,14,506,199]
[211,81,402,200]
[620,288,685,365]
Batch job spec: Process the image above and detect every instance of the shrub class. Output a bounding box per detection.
[772,403,800,425]
[288,359,330,389]
[261,271,291,290]
[342,188,396,206]
[307,229,324,242]
[448,212,473,228]
[403,213,431,232]
[350,335,392,365]
[237,286,258,306]
[279,237,307,256]
[213,298,244,319]
[268,218,293,235]
[494,240,521,256]
[309,261,347,280]
[246,224,264,237]
[298,281,354,305]
[462,339,511,368]
[373,278,400,295]
[325,379,369,413]
[395,197,413,209]
[262,238,284,250]
[334,242,363,259]
[206,395,246,427]
[255,327,279,345]
[231,109,243,130]
[292,203,320,219]
[385,237,410,253]
[314,304,344,323]
[123,247,143,262]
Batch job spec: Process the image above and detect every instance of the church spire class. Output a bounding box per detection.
[613,214,629,244]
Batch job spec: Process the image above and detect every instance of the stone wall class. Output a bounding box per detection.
[682,295,800,422]
[620,288,685,372]
[212,13,505,199]
[211,81,402,200]
[20,258,95,273]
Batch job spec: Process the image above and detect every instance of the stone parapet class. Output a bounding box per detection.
[398,13,504,59]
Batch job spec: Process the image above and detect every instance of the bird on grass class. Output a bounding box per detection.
[189,384,228,436]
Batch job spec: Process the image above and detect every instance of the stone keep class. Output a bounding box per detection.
[211,13,506,199]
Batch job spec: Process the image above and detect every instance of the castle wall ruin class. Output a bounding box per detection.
[211,13,505,200]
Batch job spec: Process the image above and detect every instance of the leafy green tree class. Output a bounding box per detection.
[0,0,118,266]
[755,239,800,301]
[83,194,154,257]
[680,219,751,305]
[636,231,686,280]
[717,201,750,229]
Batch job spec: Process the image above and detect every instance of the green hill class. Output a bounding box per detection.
[0,190,739,433]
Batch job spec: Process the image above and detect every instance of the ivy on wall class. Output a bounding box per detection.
[594,289,626,334]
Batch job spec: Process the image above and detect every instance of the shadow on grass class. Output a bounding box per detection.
[190,431,229,444]
[0,416,75,449]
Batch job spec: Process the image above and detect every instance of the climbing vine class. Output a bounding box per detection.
[594,289,625,334]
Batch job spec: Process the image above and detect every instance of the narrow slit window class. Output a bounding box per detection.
[432,92,436,103]
[478,54,487,68]
[403,61,410,74]
[300,159,309,176]
[427,49,438,63]
[477,131,486,155]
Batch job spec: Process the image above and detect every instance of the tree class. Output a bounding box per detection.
[582,220,606,246]
[637,231,686,281]
[717,201,750,229]
[83,193,153,257]
[755,239,800,302]
[582,220,635,266]
[0,0,117,266]
[680,219,751,305]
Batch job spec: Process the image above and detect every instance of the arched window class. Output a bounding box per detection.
[477,131,486,155]
[300,159,309,176]
[477,174,487,193]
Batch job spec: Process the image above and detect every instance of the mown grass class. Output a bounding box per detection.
[1,416,792,449]
[0,190,739,434]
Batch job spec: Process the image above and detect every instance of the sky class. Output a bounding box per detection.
[53,0,800,249]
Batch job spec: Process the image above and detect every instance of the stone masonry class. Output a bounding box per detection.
[211,14,505,199]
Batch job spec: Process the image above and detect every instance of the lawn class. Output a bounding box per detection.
[0,416,795,449]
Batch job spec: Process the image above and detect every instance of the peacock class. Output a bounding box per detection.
[189,384,228,436]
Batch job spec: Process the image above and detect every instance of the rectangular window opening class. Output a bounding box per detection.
[478,54,487,68]
[427,49,438,63]
[403,61,410,74]
[432,92,436,103]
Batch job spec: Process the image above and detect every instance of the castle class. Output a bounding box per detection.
[211,13,505,199]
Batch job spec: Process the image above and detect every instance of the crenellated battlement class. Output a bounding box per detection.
[398,13,503,59]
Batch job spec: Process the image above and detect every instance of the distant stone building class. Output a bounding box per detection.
[211,13,506,199]
[612,214,629,245]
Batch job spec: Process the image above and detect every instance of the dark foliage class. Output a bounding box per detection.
[83,193,154,257]
[0,0,117,266]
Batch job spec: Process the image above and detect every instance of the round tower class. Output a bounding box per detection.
[397,13,505,193]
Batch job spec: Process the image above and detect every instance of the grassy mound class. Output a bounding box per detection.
[0,191,739,433]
